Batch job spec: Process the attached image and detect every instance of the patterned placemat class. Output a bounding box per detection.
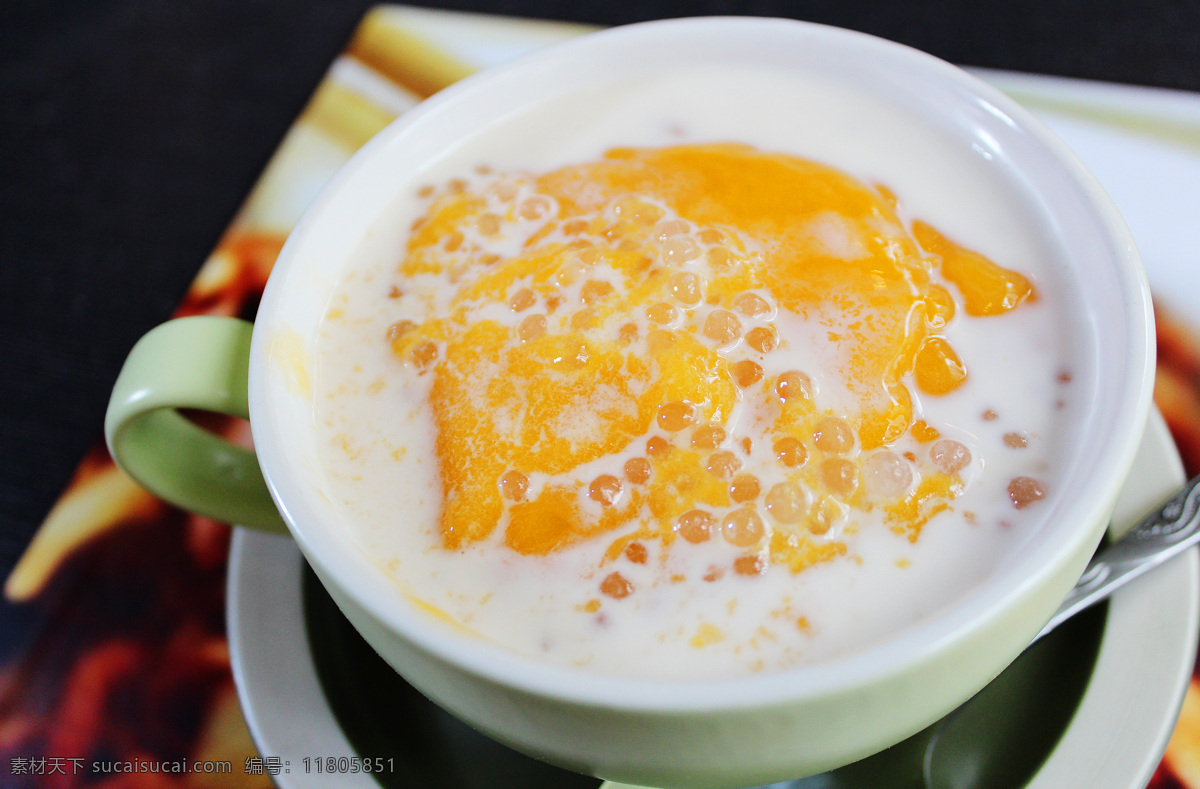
[3,6,1200,788]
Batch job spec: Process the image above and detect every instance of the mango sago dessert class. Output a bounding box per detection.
[315,143,1060,677]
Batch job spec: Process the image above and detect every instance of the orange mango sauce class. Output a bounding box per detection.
[386,144,1034,596]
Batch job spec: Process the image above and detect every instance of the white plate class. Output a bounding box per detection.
[1026,410,1195,789]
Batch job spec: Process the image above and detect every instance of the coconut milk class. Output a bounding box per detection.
[310,65,1083,679]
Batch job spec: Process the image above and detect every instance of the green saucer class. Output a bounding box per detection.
[303,566,1106,789]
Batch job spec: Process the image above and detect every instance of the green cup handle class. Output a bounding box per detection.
[104,316,290,535]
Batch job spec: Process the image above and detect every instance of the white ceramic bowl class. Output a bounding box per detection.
[246,17,1152,788]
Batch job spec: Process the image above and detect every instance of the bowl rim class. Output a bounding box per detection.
[247,15,1155,713]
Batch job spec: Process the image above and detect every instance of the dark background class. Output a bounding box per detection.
[3,0,1200,579]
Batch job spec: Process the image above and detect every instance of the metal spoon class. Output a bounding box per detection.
[921,472,1200,789]
[599,473,1200,789]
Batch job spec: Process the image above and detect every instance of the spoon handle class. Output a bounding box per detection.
[1037,474,1200,641]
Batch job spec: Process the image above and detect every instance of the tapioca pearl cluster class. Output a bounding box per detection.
[673,506,770,579]
[502,196,760,356]
[385,318,441,374]
[649,406,876,556]
[654,220,750,272]
[491,198,722,344]
[652,405,756,487]
[410,172,574,280]
[603,412,777,563]
[498,462,633,518]
[708,291,788,426]
[388,155,1057,640]
[597,217,768,354]
[647,215,757,296]
[934,401,1047,513]
[500,253,627,342]
[974,376,1060,511]
[684,287,781,357]
[573,197,687,257]
[812,415,858,498]
[399,171,1013,596]
[583,196,672,250]
[595,425,778,600]
[613,196,667,227]
[798,415,860,535]
[595,538,658,604]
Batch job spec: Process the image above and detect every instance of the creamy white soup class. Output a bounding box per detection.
[311,65,1082,679]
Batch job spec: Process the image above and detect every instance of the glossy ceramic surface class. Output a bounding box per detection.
[240,19,1153,783]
